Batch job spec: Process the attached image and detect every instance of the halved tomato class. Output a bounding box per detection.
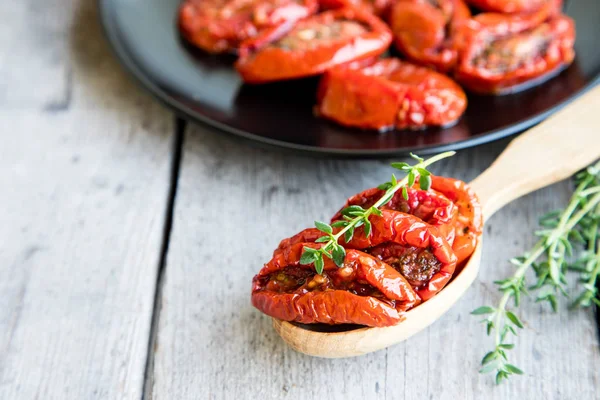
[235,8,392,83]
[318,0,393,17]
[316,58,467,130]
[179,0,318,53]
[455,8,575,94]
[390,0,471,72]
[252,242,420,326]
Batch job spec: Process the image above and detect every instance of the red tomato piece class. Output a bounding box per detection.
[276,227,324,251]
[455,10,575,94]
[329,176,482,266]
[429,176,482,266]
[235,8,392,83]
[280,176,481,262]
[275,210,457,300]
[390,0,471,72]
[178,0,318,53]
[330,186,459,244]
[318,0,393,17]
[252,242,420,326]
[462,0,561,35]
[316,58,467,131]
[340,210,457,300]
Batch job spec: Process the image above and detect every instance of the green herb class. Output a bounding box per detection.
[299,152,455,272]
[474,161,600,384]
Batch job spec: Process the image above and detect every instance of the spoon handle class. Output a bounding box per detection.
[470,84,600,219]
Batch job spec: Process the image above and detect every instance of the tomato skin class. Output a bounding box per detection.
[276,227,323,252]
[390,0,471,72]
[316,58,467,130]
[276,211,457,300]
[429,176,482,266]
[464,0,561,34]
[317,65,400,130]
[178,0,318,54]
[340,210,457,300]
[331,186,458,244]
[455,11,575,94]
[235,8,392,83]
[252,242,420,326]
[318,0,393,17]
[330,176,482,267]
[252,290,403,326]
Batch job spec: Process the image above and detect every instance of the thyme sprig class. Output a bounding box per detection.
[569,205,600,308]
[474,160,600,384]
[299,151,456,274]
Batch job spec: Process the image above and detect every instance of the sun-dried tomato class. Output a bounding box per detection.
[339,210,457,300]
[455,6,575,94]
[429,176,482,265]
[258,171,486,326]
[390,0,471,72]
[316,58,467,130]
[329,176,482,266]
[276,211,457,300]
[276,227,324,252]
[331,186,458,244]
[252,242,420,326]
[465,0,561,32]
[179,0,318,53]
[318,0,393,17]
[235,8,392,83]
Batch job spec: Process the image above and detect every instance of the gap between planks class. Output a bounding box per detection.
[142,118,186,400]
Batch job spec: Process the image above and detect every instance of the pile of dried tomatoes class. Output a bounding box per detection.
[179,0,575,132]
[251,175,483,327]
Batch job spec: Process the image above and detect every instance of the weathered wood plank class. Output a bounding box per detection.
[0,0,73,109]
[0,1,175,399]
[151,126,599,399]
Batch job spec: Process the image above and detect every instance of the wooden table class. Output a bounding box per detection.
[1,1,598,399]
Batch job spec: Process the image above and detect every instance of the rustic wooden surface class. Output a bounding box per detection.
[0,1,174,399]
[1,1,599,399]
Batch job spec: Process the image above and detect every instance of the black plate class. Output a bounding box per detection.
[100,0,600,157]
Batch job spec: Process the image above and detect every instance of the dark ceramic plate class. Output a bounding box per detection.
[100,0,600,157]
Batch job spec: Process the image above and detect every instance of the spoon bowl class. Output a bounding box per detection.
[272,83,600,358]
[274,244,482,357]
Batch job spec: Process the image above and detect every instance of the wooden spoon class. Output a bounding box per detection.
[272,83,600,358]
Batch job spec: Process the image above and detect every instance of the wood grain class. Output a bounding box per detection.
[149,126,600,399]
[0,1,174,399]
